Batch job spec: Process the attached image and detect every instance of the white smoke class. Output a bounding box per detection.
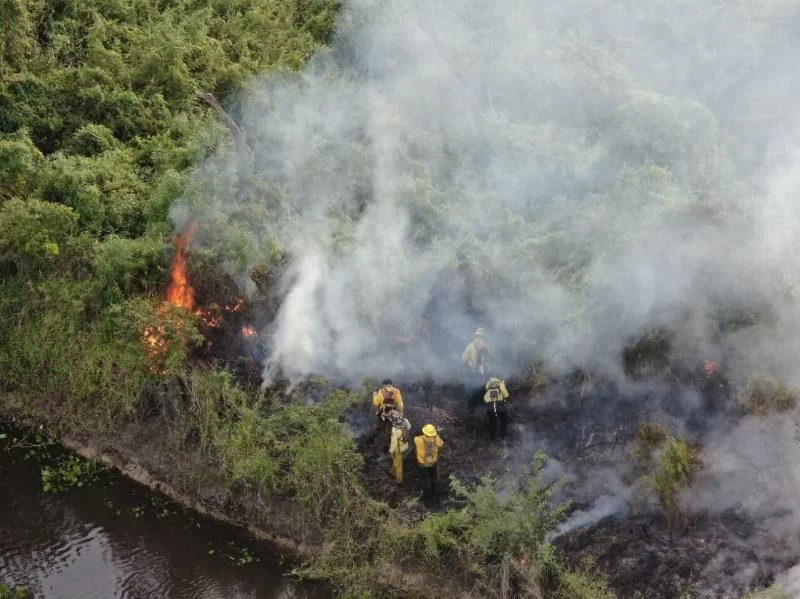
[179,0,797,386]
[547,494,629,541]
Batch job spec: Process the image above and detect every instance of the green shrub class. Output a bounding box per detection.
[216,388,363,523]
[622,329,672,379]
[742,585,793,599]
[647,437,701,513]
[632,422,669,467]
[393,452,613,599]
[64,123,120,157]
[37,150,148,237]
[736,374,796,415]
[0,129,42,197]
[0,198,78,277]
[91,235,165,307]
[632,426,701,526]
[0,582,31,599]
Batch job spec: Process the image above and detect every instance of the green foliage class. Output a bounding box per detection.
[736,374,796,415]
[37,149,148,236]
[622,329,672,379]
[91,235,165,307]
[393,452,612,598]
[0,129,42,197]
[64,123,120,157]
[41,453,106,492]
[647,437,701,512]
[633,424,701,523]
[0,582,31,599]
[741,585,793,599]
[113,296,203,376]
[216,388,363,523]
[0,280,163,428]
[0,0,334,152]
[0,198,78,276]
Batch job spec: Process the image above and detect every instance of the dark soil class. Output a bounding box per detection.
[350,367,799,598]
[558,511,797,598]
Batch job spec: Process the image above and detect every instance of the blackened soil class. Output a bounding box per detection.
[350,369,798,598]
[558,511,798,598]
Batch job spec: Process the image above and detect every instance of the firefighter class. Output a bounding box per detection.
[462,328,490,406]
[462,328,490,375]
[372,379,403,445]
[414,424,444,494]
[373,379,404,418]
[386,409,411,484]
[484,377,510,440]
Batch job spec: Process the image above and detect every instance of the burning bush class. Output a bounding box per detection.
[133,223,258,374]
[123,297,203,375]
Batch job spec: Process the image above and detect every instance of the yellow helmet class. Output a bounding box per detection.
[474,328,485,336]
[422,424,437,437]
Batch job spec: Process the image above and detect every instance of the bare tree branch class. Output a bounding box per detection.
[196,91,253,172]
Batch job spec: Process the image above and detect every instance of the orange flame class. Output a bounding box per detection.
[703,361,718,376]
[140,222,253,373]
[166,222,198,310]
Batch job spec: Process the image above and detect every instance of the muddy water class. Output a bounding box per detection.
[0,449,329,599]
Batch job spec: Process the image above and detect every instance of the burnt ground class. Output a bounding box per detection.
[178,266,800,598]
[559,511,797,598]
[348,370,800,598]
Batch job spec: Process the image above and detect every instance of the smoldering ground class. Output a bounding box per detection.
[172,0,800,594]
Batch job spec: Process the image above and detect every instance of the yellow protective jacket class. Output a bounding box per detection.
[414,434,444,466]
[484,378,510,403]
[389,418,411,456]
[372,385,404,415]
[462,337,489,373]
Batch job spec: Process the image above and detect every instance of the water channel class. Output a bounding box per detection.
[0,438,330,599]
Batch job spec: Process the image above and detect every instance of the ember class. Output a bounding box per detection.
[141,321,168,366]
[704,361,719,376]
[242,326,256,337]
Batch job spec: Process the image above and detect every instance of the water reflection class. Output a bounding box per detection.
[0,453,328,599]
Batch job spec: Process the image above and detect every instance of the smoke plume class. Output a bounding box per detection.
[176,0,800,387]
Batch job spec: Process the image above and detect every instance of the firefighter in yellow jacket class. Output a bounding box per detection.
[373,379,404,418]
[372,379,403,446]
[386,410,411,484]
[484,377,510,440]
[414,424,444,494]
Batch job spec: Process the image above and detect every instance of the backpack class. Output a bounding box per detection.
[382,387,396,410]
[424,438,437,464]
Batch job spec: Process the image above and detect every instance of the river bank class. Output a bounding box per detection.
[0,397,476,598]
[1,381,615,599]
[0,422,328,599]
